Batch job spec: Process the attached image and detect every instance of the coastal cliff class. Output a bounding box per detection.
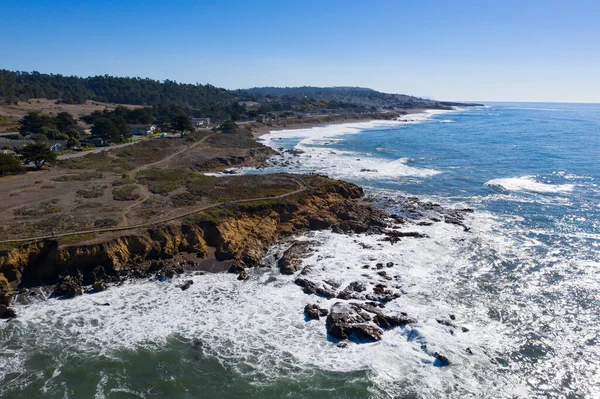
[0,175,387,308]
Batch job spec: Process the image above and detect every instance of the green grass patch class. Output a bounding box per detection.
[136,168,187,195]
[76,186,105,198]
[14,201,62,217]
[58,152,133,173]
[57,233,96,246]
[112,184,140,201]
[53,171,103,181]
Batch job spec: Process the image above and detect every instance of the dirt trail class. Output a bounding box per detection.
[0,178,306,244]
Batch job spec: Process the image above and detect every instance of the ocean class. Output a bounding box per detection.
[1,103,599,398]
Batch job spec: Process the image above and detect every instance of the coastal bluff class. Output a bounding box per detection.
[0,175,387,309]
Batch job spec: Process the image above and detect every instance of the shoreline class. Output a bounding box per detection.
[247,108,435,137]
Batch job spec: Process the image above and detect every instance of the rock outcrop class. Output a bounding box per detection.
[326,302,416,343]
[0,175,387,303]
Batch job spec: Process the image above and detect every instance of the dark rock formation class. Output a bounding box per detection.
[278,241,312,275]
[0,304,16,319]
[92,281,106,292]
[53,276,82,298]
[326,302,382,342]
[294,278,336,299]
[178,280,194,291]
[304,304,328,320]
[434,352,450,367]
[337,281,367,300]
[237,270,250,281]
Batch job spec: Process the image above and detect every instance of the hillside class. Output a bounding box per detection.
[242,86,482,110]
[0,70,235,108]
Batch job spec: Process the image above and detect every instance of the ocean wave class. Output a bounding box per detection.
[485,176,574,193]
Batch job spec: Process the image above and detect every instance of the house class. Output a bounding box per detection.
[0,149,17,156]
[49,142,64,152]
[191,118,210,129]
[81,137,106,147]
[128,124,157,136]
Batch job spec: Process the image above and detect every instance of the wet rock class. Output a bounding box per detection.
[449,314,456,320]
[326,302,382,342]
[237,270,250,281]
[92,281,106,292]
[294,278,336,299]
[336,342,348,348]
[0,304,16,319]
[434,352,451,367]
[227,263,245,274]
[465,347,474,355]
[278,241,312,275]
[375,263,384,269]
[337,281,367,300]
[179,280,194,291]
[382,231,428,244]
[304,304,328,320]
[54,276,83,298]
[386,262,394,268]
[372,313,417,330]
[436,319,457,328]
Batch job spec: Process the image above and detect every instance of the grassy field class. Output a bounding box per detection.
[0,129,299,245]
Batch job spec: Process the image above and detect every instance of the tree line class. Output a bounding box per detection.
[0,70,235,108]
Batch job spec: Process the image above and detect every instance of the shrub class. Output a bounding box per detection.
[112,185,140,201]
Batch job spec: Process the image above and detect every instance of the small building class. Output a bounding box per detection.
[49,142,65,152]
[128,124,157,136]
[191,118,210,129]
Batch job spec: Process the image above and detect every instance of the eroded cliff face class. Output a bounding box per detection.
[0,176,387,305]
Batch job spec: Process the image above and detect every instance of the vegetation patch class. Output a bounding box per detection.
[14,200,62,217]
[40,184,56,189]
[136,168,187,194]
[75,202,103,209]
[58,152,133,173]
[112,184,140,201]
[94,218,119,228]
[53,171,103,181]
[112,177,135,186]
[115,140,177,165]
[76,186,105,198]
[57,233,96,246]
[171,192,199,207]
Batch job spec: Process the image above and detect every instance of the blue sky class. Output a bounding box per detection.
[1,0,599,102]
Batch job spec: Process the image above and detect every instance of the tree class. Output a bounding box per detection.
[219,120,239,133]
[19,111,54,135]
[91,118,119,142]
[17,143,57,170]
[171,115,193,137]
[55,112,77,133]
[0,153,25,176]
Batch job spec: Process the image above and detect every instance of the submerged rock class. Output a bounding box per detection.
[0,304,16,319]
[434,352,451,367]
[304,304,328,320]
[179,280,194,291]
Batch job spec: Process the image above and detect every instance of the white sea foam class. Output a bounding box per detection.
[1,213,527,398]
[244,110,454,181]
[485,176,574,193]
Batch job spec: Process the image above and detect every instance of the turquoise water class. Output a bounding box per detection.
[1,103,599,398]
